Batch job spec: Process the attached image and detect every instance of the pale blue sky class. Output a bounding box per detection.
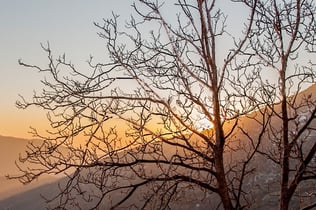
[0,0,134,137]
[0,0,258,138]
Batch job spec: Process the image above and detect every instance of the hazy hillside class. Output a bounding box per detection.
[0,84,315,209]
[0,136,58,203]
[0,135,30,176]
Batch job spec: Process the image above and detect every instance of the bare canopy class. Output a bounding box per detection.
[11,0,315,210]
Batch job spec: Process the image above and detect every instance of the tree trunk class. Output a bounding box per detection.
[214,147,234,210]
[213,88,233,210]
[280,61,290,210]
[280,192,289,210]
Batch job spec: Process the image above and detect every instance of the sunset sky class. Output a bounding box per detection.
[0,0,134,138]
[0,0,285,138]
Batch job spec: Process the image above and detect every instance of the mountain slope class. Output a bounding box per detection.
[0,84,315,209]
[0,135,58,201]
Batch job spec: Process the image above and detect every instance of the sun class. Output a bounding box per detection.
[196,117,214,131]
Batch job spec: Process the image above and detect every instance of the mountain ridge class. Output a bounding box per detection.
[0,83,315,209]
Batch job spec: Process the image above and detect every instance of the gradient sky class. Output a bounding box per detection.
[0,0,134,138]
[0,0,262,138]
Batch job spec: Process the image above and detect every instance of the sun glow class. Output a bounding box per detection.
[194,114,214,132]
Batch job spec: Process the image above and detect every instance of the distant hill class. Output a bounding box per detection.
[0,135,35,176]
[0,135,58,203]
[0,84,315,209]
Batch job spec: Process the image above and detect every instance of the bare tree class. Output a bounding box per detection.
[240,0,316,209]
[11,0,314,209]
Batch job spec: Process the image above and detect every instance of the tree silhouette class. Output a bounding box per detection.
[10,0,315,209]
[240,0,316,209]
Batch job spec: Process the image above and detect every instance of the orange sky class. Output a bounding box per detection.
[0,106,48,138]
[1,1,310,139]
[0,1,132,139]
[0,0,243,139]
